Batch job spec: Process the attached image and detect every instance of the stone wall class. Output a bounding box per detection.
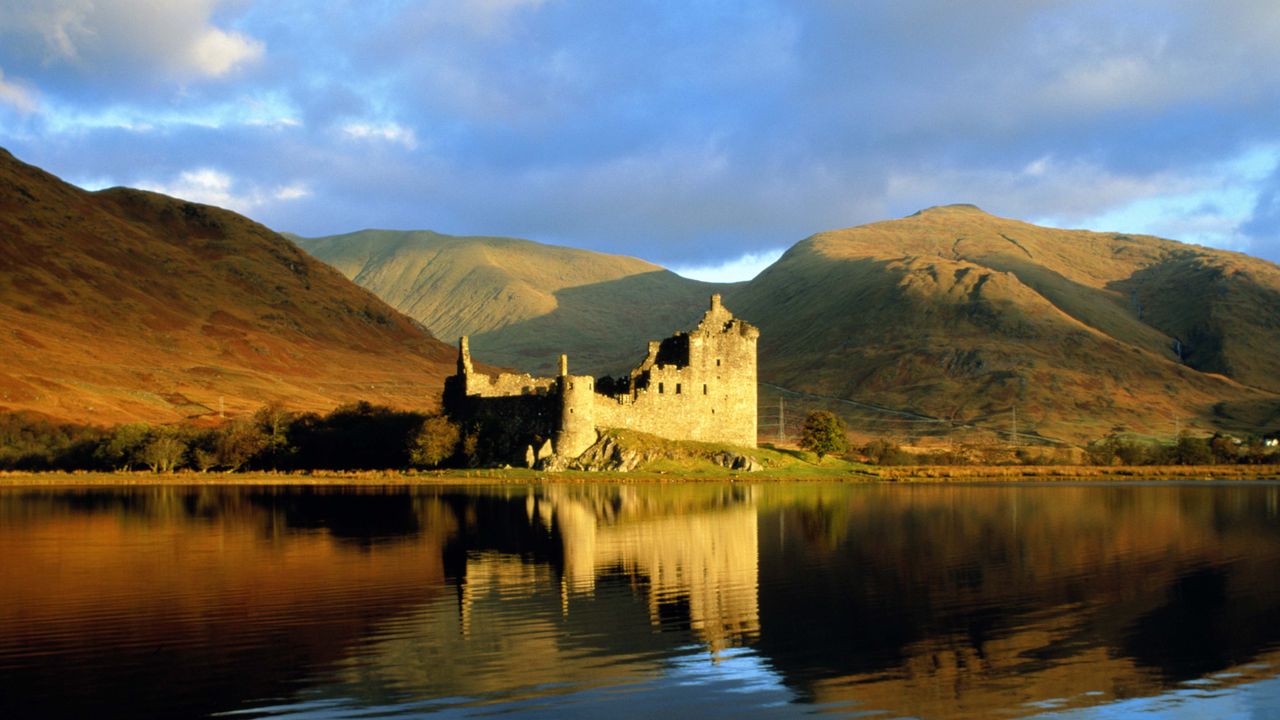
[589,295,757,447]
[444,294,758,464]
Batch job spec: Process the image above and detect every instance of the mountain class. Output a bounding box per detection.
[0,148,456,425]
[294,207,1280,444]
[294,229,729,376]
[730,205,1280,442]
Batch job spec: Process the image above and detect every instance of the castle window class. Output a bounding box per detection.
[716,358,721,366]
[675,383,682,394]
[702,384,707,395]
[659,382,664,394]
[569,382,574,389]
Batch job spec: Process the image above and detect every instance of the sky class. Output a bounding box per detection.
[2,1,1280,282]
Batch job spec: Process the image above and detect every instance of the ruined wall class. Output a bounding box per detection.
[589,295,757,447]
[444,294,758,463]
[443,339,559,462]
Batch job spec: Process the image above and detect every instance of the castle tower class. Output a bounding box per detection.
[457,336,474,375]
[555,354,597,458]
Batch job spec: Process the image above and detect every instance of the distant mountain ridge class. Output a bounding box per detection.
[294,229,731,376]
[300,205,1280,443]
[0,148,457,424]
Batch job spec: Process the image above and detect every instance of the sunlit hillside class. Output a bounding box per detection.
[732,205,1280,442]
[294,229,731,376]
[0,149,456,424]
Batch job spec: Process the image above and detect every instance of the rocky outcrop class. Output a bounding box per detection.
[537,431,763,473]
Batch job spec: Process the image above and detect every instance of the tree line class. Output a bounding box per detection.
[856,431,1279,466]
[0,402,465,472]
[3,404,1276,472]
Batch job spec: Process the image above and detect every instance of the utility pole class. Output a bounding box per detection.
[1011,405,1018,446]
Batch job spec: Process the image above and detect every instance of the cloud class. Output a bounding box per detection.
[188,26,264,77]
[0,0,264,88]
[0,68,37,113]
[135,168,309,214]
[1240,162,1280,260]
[671,249,787,284]
[341,122,418,149]
[9,1,1280,269]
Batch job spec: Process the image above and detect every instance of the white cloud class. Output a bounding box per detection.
[341,122,418,149]
[671,248,786,283]
[887,157,1197,224]
[0,67,37,113]
[40,93,300,133]
[136,168,310,214]
[188,26,264,77]
[1028,145,1280,257]
[0,0,264,81]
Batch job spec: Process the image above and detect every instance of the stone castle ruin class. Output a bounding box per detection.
[444,294,758,466]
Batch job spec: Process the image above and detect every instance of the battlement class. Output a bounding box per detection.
[443,295,758,466]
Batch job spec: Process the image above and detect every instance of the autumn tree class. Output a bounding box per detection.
[409,415,461,468]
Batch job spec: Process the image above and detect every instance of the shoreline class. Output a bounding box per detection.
[1,464,1278,487]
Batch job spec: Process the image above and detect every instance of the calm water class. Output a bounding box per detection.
[3,482,1280,719]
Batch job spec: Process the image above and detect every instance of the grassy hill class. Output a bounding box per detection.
[294,229,730,376]
[731,205,1280,443]
[0,148,457,425]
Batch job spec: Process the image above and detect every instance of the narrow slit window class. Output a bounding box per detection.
[658,382,664,394]
[702,384,707,395]
[675,383,682,394]
[716,358,721,366]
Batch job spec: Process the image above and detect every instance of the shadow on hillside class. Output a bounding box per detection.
[469,270,739,377]
[1206,396,1280,436]
[1106,253,1280,392]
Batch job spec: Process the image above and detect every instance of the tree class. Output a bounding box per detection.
[217,418,267,471]
[1209,434,1239,465]
[409,415,461,468]
[252,402,295,469]
[140,427,188,473]
[94,423,151,471]
[1171,431,1212,466]
[800,411,848,461]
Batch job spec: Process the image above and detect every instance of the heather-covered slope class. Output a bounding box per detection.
[730,205,1280,442]
[295,229,729,376]
[0,148,456,424]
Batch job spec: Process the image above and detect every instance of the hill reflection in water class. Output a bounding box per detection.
[1,482,1278,719]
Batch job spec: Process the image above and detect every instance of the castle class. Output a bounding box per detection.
[443,294,759,465]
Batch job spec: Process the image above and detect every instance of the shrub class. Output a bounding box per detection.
[862,438,914,465]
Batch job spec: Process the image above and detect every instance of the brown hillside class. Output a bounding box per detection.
[731,205,1280,442]
[0,148,456,425]
[295,229,731,376]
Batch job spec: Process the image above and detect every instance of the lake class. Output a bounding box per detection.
[2,481,1280,719]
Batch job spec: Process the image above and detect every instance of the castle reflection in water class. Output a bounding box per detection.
[2,482,1280,719]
